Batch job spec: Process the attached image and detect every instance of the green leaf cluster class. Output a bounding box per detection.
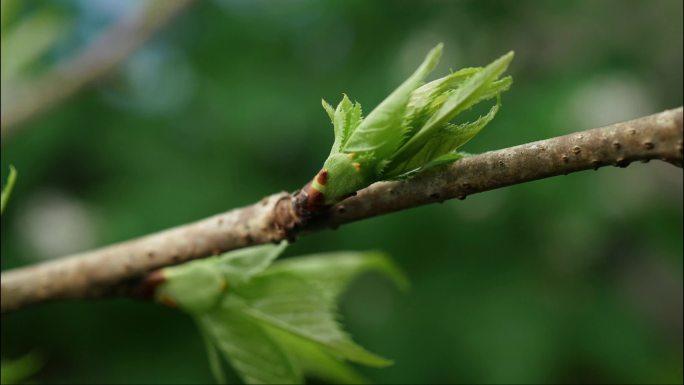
[156,243,407,384]
[315,43,513,204]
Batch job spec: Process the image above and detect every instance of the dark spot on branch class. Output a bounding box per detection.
[561,154,569,162]
[615,157,629,168]
[241,234,254,244]
[572,146,581,154]
[612,141,621,149]
[429,192,441,200]
[643,141,654,150]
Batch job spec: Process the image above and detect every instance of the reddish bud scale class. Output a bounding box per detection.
[316,169,328,185]
[305,182,326,210]
[134,270,167,298]
[159,295,178,308]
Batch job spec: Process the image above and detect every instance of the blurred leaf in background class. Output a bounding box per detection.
[0,351,42,385]
[1,165,17,214]
[1,0,682,384]
[1,0,70,91]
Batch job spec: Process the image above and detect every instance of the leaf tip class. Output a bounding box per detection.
[424,42,443,71]
[497,50,515,67]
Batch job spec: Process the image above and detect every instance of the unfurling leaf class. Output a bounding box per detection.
[158,244,406,384]
[296,44,513,213]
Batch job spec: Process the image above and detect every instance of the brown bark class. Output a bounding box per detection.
[1,107,682,312]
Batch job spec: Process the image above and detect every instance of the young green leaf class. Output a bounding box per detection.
[296,44,513,213]
[343,43,443,160]
[264,323,370,385]
[329,95,363,155]
[321,99,336,123]
[1,165,17,215]
[160,245,405,384]
[228,272,392,368]
[198,320,229,385]
[264,250,409,300]
[392,52,514,163]
[384,97,501,177]
[156,242,286,312]
[198,310,302,385]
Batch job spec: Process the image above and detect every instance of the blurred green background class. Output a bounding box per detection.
[1,0,682,383]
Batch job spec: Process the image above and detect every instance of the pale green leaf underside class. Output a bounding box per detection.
[198,319,229,385]
[229,271,392,367]
[165,246,404,384]
[215,242,288,286]
[199,310,302,385]
[157,242,286,312]
[264,323,370,385]
[264,250,409,301]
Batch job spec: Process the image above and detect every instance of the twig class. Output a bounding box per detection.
[0,0,195,139]
[1,107,682,312]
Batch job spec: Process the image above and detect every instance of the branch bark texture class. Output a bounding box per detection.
[1,107,682,312]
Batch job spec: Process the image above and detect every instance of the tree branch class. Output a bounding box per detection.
[1,107,682,313]
[0,0,195,139]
